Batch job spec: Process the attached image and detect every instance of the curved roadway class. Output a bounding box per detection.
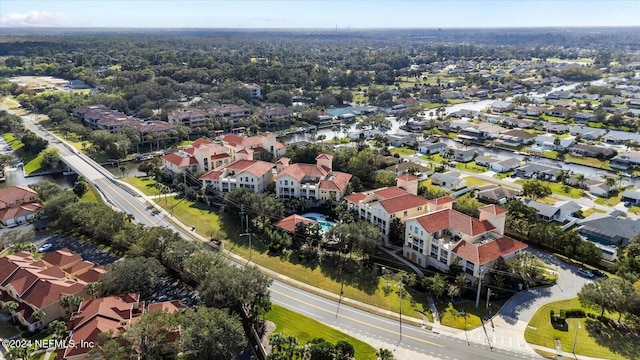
[18,111,541,360]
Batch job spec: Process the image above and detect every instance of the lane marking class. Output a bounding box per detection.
[271,288,444,348]
[95,178,157,225]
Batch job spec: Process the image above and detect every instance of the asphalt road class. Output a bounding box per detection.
[15,111,542,359]
[270,280,539,360]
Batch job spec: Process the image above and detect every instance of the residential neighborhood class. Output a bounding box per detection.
[2,18,640,360]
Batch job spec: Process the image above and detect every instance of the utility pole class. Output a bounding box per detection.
[240,204,252,261]
[476,268,484,308]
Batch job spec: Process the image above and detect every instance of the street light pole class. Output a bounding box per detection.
[460,310,470,345]
[336,244,348,319]
[475,268,484,308]
[572,321,581,355]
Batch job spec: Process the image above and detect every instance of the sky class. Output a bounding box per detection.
[0,0,638,29]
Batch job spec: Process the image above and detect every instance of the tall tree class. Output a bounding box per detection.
[180,307,245,360]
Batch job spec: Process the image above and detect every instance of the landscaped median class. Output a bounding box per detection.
[524,298,640,360]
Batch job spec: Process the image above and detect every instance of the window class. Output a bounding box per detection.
[284,180,288,185]
[409,225,413,231]
[403,211,408,217]
[430,244,438,258]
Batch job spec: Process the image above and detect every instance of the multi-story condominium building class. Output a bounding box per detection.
[0,249,105,331]
[221,132,287,160]
[161,137,232,176]
[199,149,275,193]
[275,154,352,204]
[344,174,429,242]
[403,202,527,278]
[167,108,208,130]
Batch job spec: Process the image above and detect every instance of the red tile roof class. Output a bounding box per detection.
[379,193,428,214]
[21,279,86,309]
[277,163,328,181]
[453,236,528,265]
[42,248,82,269]
[162,153,198,167]
[373,187,410,199]
[396,173,418,181]
[274,214,316,233]
[76,266,105,283]
[415,209,495,236]
[319,172,352,191]
[199,170,222,181]
[148,300,181,314]
[427,196,454,205]
[0,186,39,208]
[479,204,507,215]
[315,153,333,161]
[344,193,367,204]
[226,159,274,177]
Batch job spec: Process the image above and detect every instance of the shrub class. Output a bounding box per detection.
[559,310,566,320]
[565,309,585,318]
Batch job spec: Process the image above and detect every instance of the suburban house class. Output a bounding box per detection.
[501,117,535,129]
[430,171,467,190]
[574,112,597,123]
[514,163,564,181]
[534,135,574,151]
[546,106,573,119]
[525,106,548,117]
[451,149,476,163]
[384,161,432,178]
[386,133,415,147]
[60,294,181,360]
[344,175,428,240]
[274,154,352,203]
[523,199,582,222]
[621,189,640,206]
[199,151,275,194]
[488,100,515,113]
[0,186,43,227]
[0,249,105,331]
[418,141,447,155]
[542,122,569,134]
[603,130,640,145]
[610,151,640,170]
[497,129,536,146]
[547,91,573,100]
[167,108,207,130]
[161,138,233,176]
[569,126,607,140]
[403,202,527,277]
[221,133,287,160]
[274,214,317,233]
[577,215,640,261]
[490,158,521,173]
[588,182,616,198]
[568,144,617,159]
[449,109,477,118]
[476,184,520,204]
[474,156,499,167]
[459,123,505,141]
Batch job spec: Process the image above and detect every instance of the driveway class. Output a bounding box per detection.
[464,247,595,350]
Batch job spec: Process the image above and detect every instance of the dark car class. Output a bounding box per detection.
[578,268,594,278]
[592,269,608,278]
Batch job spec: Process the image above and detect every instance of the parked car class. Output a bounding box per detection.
[37,243,53,253]
[592,269,608,278]
[578,268,594,278]
[624,201,632,208]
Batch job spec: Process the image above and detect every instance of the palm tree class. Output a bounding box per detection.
[376,348,395,360]
[2,300,19,322]
[454,273,468,293]
[85,282,101,299]
[447,284,460,302]
[32,309,45,322]
[427,273,447,299]
[5,346,28,360]
[575,173,586,189]
[48,320,67,339]
[60,294,83,315]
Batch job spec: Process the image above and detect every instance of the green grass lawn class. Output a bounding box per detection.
[541,151,559,159]
[454,161,488,174]
[524,298,639,360]
[420,102,442,109]
[463,176,490,188]
[515,179,584,199]
[436,301,484,330]
[122,176,161,196]
[2,133,44,174]
[419,179,452,195]
[594,191,623,207]
[51,130,88,151]
[79,182,103,204]
[389,147,417,156]
[581,207,606,218]
[0,320,20,338]
[158,197,432,318]
[493,171,513,179]
[563,155,611,170]
[265,305,377,360]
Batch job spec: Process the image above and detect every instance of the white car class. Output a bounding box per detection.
[37,243,53,253]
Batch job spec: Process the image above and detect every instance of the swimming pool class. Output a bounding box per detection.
[301,213,336,232]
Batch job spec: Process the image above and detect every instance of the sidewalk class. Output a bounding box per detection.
[119,180,611,359]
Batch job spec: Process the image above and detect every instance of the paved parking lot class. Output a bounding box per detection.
[34,234,119,265]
